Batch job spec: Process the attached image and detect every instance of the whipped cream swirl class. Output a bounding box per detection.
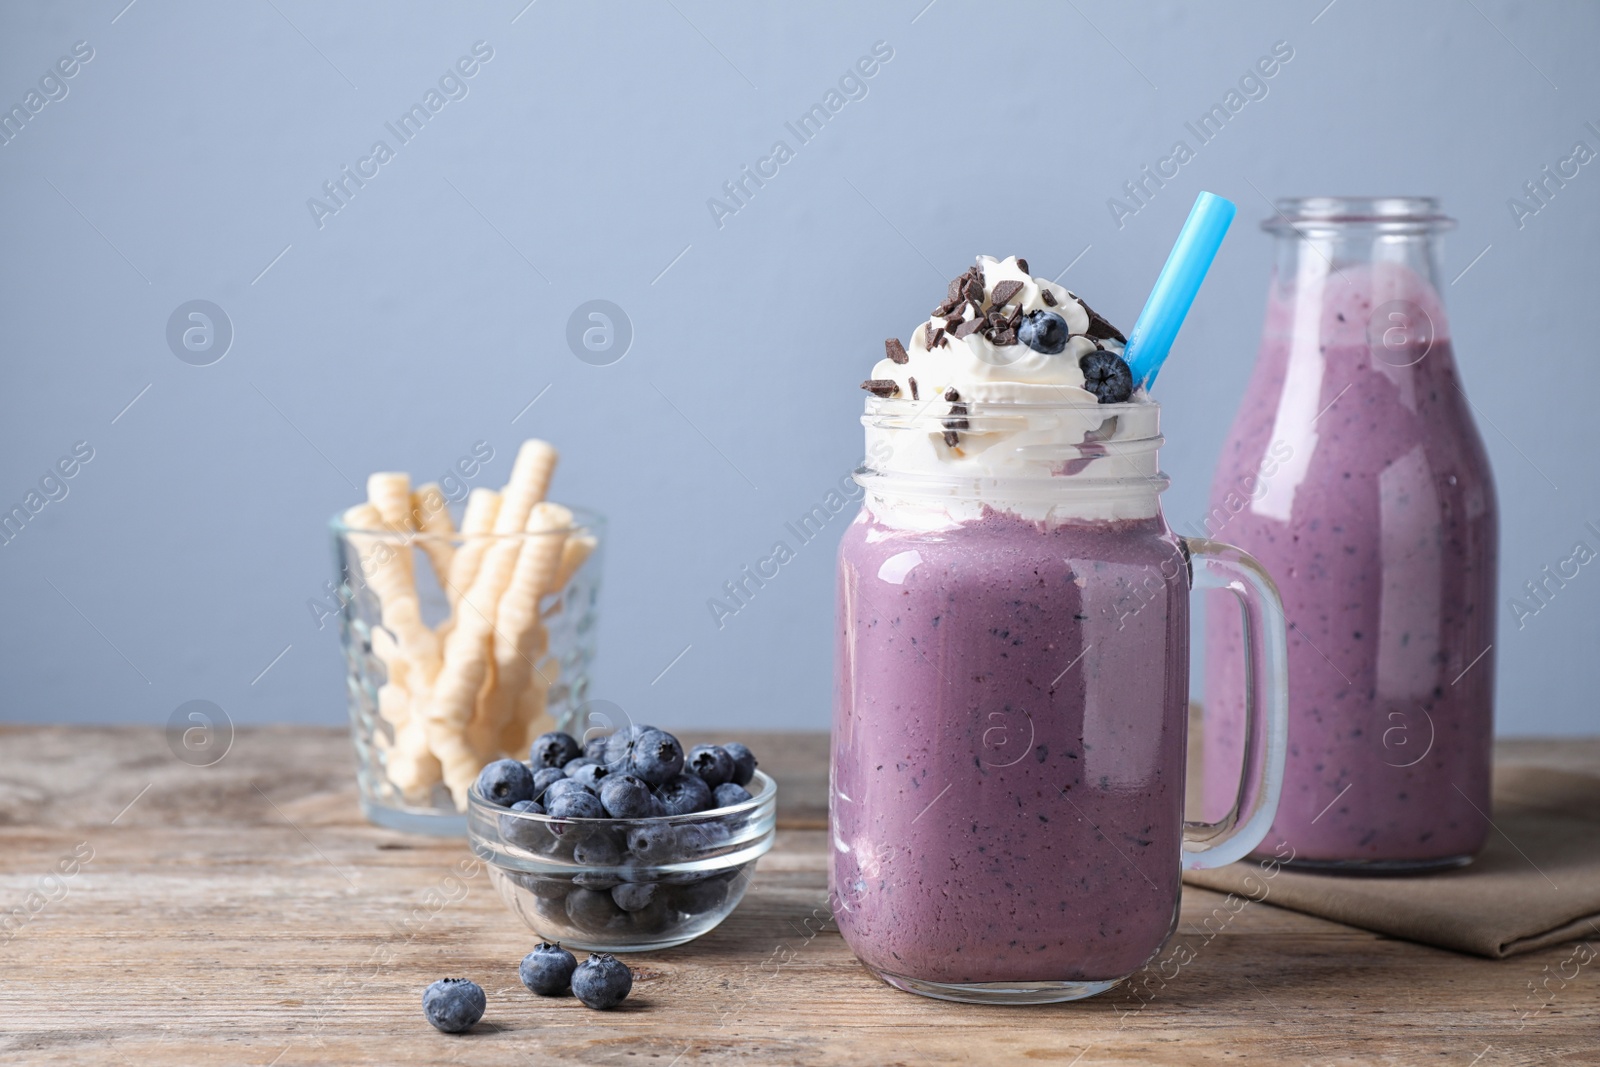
[864,255,1129,406]
[859,255,1159,528]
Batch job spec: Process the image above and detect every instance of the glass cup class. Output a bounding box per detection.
[332,507,603,835]
[830,396,1288,1004]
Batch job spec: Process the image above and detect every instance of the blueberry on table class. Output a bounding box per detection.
[722,742,757,787]
[1018,309,1069,354]
[599,774,658,819]
[630,729,685,785]
[655,773,712,815]
[530,766,566,802]
[712,782,753,809]
[547,790,606,821]
[1078,350,1134,404]
[611,881,659,912]
[498,799,547,850]
[571,953,634,1010]
[422,977,485,1033]
[519,942,578,997]
[685,744,734,787]
[474,759,535,807]
[531,731,582,770]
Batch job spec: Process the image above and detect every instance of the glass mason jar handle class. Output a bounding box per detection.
[1180,537,1289,870]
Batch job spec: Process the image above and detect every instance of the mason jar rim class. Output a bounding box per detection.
[857,395,1169,505]
[863,394,1159,427]
[329,503,605,541]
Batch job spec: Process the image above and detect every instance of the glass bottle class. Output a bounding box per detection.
[1202,197,1497,870]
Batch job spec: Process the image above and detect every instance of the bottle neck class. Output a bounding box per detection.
[1261,198,1457,377]
[1267,196,1451,294]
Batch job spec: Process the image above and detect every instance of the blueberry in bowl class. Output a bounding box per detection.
[468,728,776,952]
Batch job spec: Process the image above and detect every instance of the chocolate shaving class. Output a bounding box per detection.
[1015,258,1029,273]
[992,328,1017,346]
[885,338,909,364]
[861,379,900,397]
[1079,297,1127,343]
[1041,289,1057,307]
[940,400,968,450]
[991,279,1023,307]
[944,387,960,401]
[928,327,946,349]
[944,266,985,313]
[1007,304,1022,329]
[953,318,985,339]
[908,376,919,400]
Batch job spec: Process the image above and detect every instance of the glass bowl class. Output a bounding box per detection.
[467,769,777,951]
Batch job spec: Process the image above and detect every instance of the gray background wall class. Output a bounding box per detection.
[1,0,1595,735]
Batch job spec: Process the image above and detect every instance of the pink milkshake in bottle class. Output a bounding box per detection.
[1203,197,1497,870]
[833,197,1292,1004]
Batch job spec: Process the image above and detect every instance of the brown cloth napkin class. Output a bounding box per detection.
[1183,765,1600,958]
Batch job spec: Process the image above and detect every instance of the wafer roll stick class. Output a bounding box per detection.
[441,488,500,613]
[369,627,408,688]
[505,438,559,512]
[472,503,571,759]
[499,519,589,752]
[425,617,494,799]
[377,682,410,729]
[498,656,557,757]
[386,726,442,801]
[366,473,417,586]
[468,653,500,756]
[372,627,412,730]
[345,503,441,685]
[411,482,457,594]
[547,532,596,595]
[424,442,560,806]
[370,601,437,796]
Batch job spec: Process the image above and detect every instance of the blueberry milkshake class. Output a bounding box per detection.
[1204,247,1496,867]
[832,257,1193,992]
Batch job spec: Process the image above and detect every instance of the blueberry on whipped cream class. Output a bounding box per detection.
[1079,349,1135,404]
[861,256,1138,446]
[1017,309,1070,354]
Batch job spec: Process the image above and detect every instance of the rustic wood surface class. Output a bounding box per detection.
[1,726,1597,1066]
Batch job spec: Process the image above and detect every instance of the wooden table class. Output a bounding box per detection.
[1,727,1596,1065]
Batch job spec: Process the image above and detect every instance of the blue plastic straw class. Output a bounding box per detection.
[1122,191,1237,390]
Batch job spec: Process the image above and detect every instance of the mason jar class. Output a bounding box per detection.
[831,395,1289,1004]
